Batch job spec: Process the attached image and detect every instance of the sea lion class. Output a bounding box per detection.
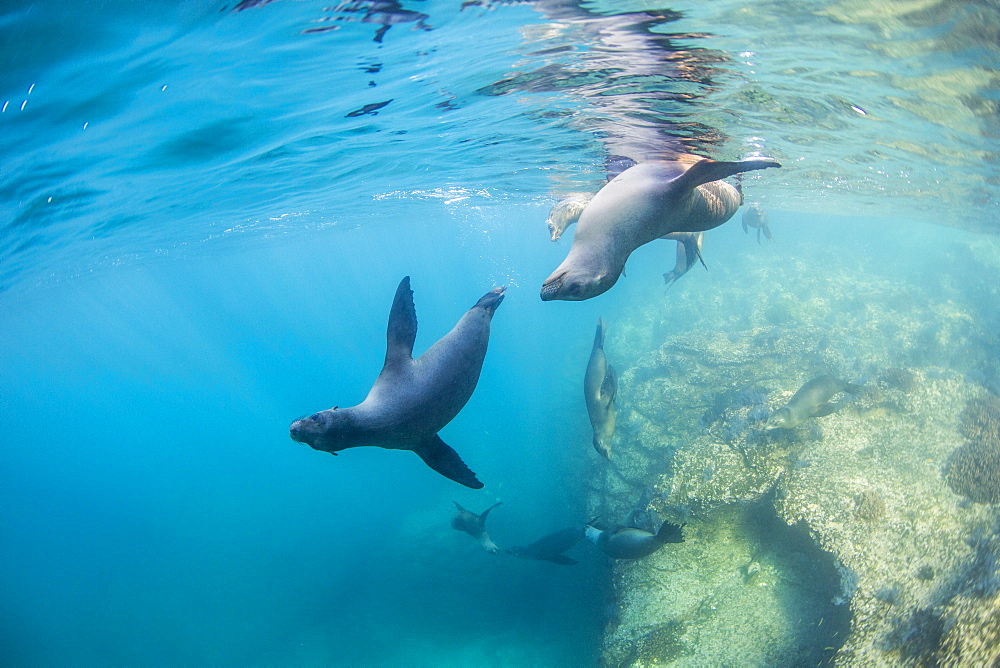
[506,525,584,565]
[451,501,503,553]
[767,375,866,429]
[741,202,773,243]
[540,157,780,301]
[585,318,617,459]
[585,520,685,559]
[289,276,505,488]
[547,194,592,241]
[661,231,706,289]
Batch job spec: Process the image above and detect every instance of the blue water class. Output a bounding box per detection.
[2,0,999,665]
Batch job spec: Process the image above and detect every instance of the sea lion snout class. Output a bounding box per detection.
[475,285,506,314]
[540,268,613,301]
[289,411,338,448]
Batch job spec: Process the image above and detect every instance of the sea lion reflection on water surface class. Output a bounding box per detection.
[289,276,505,489]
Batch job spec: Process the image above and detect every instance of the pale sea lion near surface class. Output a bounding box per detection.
[506,525,585,565]
[585,318,617,459]
[289,276,506,488]
[547,194,592,241]
[451,501,503,554]
[585,520,685,559]
[741,202,773,243]
[767,375,866,429]
[661,231,706,290]
[540,157,781,301]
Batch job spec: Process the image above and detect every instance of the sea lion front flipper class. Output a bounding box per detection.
[762,224,774,241]
[549,555,578,566]
[675,158,782,191]
[384,276,418,368]
[812,403,841,418]
[479,501,503,521]
[413,434,484,489]
[688,235,708,270]
[601,365,618,406]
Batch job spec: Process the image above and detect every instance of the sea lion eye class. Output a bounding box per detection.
[308,413,321,422]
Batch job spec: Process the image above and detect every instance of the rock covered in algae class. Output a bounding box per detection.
[586,240,1000,666]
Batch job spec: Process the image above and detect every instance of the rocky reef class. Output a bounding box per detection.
[588,237,1000,666]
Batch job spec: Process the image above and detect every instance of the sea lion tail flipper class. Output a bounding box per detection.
[677,158,781,191]
[594,318,606,349]
[656,521,685,544]
[812,403,841,418]
[385,276,418,367]
[413,435,484,489]
[756,228,762,244]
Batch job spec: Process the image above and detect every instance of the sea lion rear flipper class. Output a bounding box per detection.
[384,276,418,368]
[594,318,606,349]
[812,403,841,418]
[676,158,781,191]
[656,521,685,544]
[413,434,484,489]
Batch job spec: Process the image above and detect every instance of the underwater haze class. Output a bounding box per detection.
[2,0,1000,666]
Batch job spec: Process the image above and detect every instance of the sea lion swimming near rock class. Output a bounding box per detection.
[585,318,617,459]
[540,157,781,301]
[506,525,585,565]
[289,276,505,488]
[741,202,773,243]
[451,501,503,554]
[767,375,866,429]
[661,231,706,290]
[585,520,685,559]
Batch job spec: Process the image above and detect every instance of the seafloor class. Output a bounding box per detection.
[587,233,1000,667]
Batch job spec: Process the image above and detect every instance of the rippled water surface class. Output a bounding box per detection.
[2,0,998,290]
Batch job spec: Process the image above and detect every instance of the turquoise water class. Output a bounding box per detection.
[2,1,999,665]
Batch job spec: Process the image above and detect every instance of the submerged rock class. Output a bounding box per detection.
[587,242,1000,666]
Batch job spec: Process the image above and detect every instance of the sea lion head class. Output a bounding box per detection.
[593,434,612,459]
[766,407,793,429]
[289,408,352,453]
[540,266,617,301]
